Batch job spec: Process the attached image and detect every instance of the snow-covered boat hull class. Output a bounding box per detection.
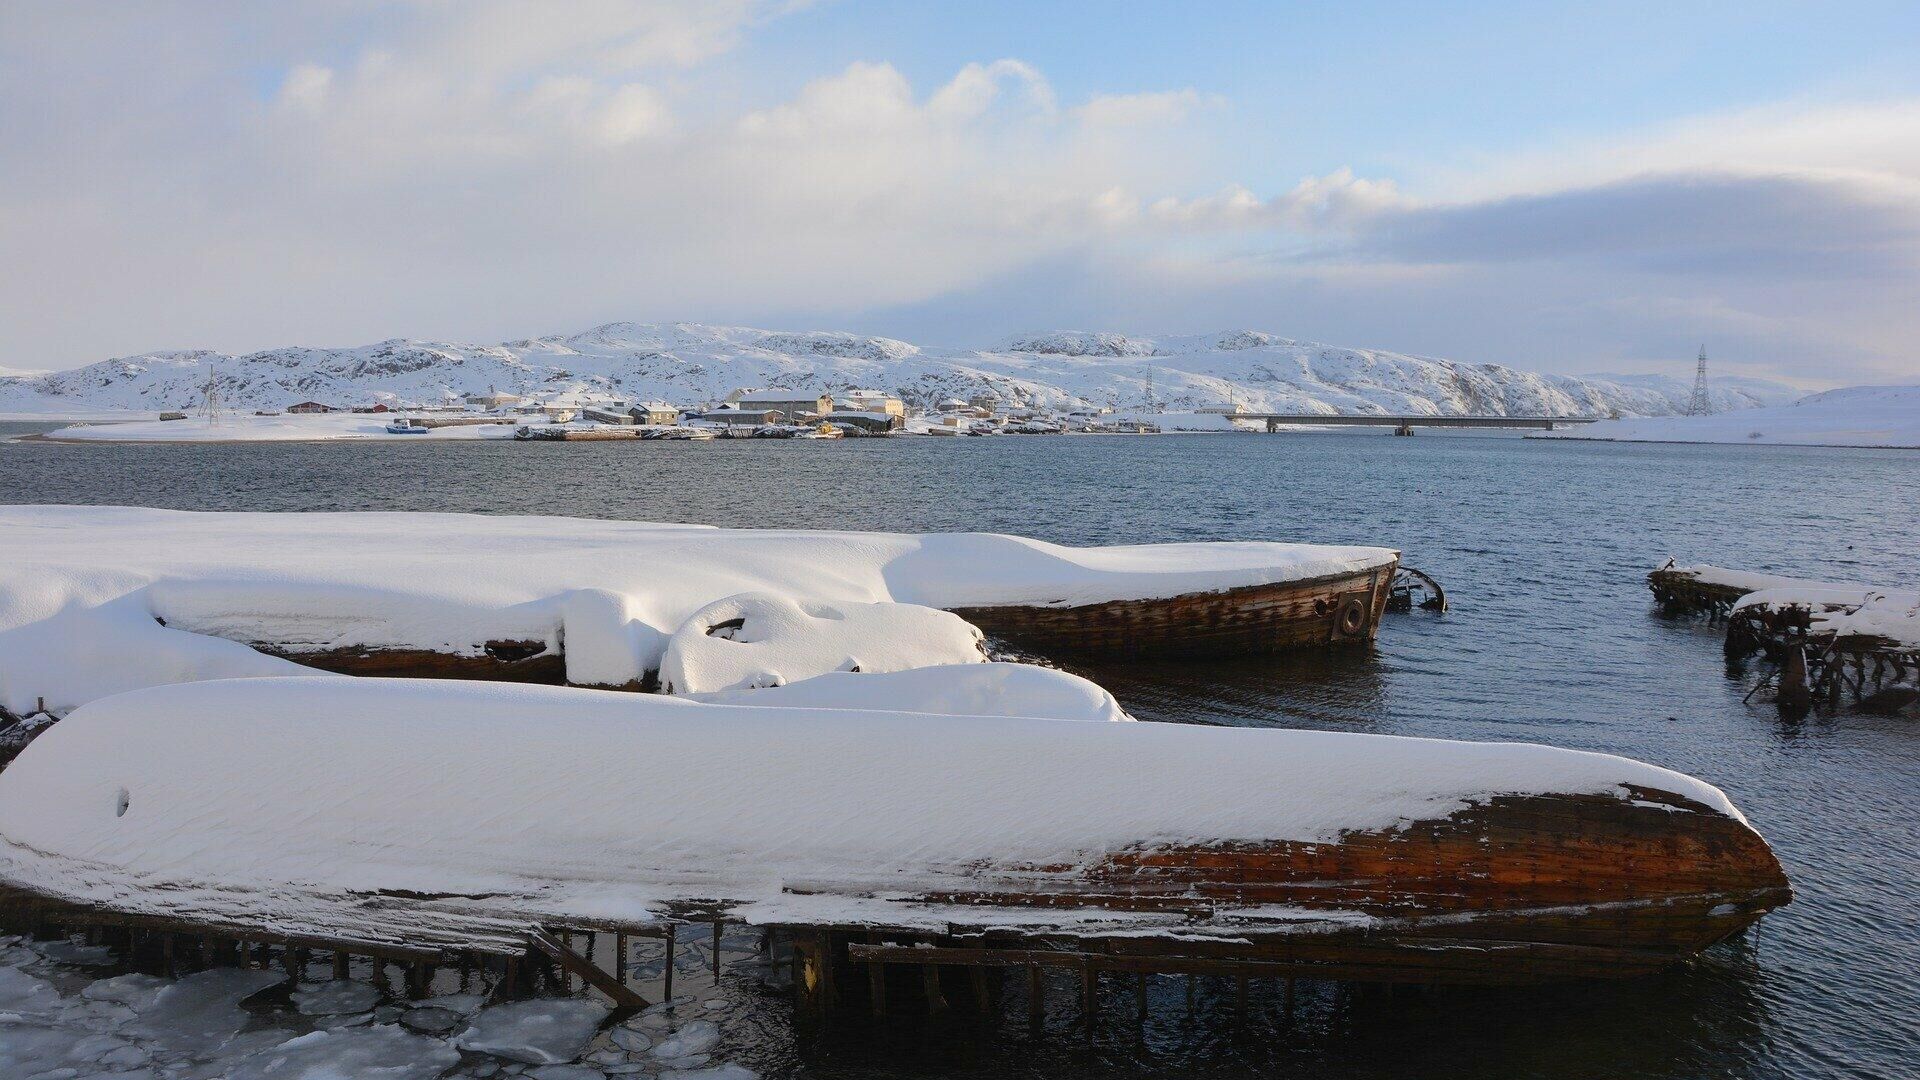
[0,679,1789,985]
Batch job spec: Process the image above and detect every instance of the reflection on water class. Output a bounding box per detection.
[2,424,1916,1080]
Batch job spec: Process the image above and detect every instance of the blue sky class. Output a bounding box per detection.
[744,2,1920,183]
[2,2,1918,384]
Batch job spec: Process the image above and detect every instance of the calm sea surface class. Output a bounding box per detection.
[3,423,1916,1080]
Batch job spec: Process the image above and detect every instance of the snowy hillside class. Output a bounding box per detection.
[1581,371,1802,411]
[0,323,1776,418]
[1531,384,1920,448]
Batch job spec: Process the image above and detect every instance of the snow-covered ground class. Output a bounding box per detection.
[37,412,519,442]
[0,506,1396,712]
[0,322,1794,421]
[0,929,761,1080]
[1530,384,1920,449]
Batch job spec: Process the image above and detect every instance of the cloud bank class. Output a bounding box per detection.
[1,2,1916,384]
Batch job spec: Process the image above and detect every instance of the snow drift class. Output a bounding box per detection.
[686,663,1133,722]
[657,593,985,694]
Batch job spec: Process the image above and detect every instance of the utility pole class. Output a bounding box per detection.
[1685,346,1712,416]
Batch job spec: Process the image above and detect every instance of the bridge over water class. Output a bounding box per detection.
[1244,413,1603,433]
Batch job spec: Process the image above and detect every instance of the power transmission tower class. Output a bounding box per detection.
[201,372,221,426]
[1684,346,1712,416]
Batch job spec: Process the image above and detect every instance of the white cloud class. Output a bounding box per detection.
[0,4,1916,384]
[1072,88,1217,128]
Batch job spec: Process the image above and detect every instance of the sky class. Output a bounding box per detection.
[3,2,1919,385]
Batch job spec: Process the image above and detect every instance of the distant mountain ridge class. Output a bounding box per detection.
[0,323,1795,418]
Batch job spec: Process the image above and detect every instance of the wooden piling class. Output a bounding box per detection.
[1027,964,1045,1029]
[867,932,886,1017]
[1081,965,1097,1033]
[663,923,676,1001]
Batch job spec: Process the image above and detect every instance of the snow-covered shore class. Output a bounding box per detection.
[1529,384,1920,449]
[35,412,518,442]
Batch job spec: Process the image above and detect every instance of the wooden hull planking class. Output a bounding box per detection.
[0,782,1787,987]
[954,560,1399,658]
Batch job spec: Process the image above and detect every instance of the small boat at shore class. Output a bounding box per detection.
[0,677,1790,985]
[0,507,1402,712]
[384,421,431,435]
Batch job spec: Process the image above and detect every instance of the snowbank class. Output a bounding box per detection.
[0,677,1742,934]
[1531,384,1920,449]
[0,506,1396,711]
[658,593,983,694]
[38,412,516,442]
[687,663,1132,722]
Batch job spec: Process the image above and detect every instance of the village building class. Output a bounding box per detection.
[464,388,523,410]
[725,388,831,419]
[694,405,784,427]
[824,410,905,433]
[285,401,332,414]
[837,389,905,418]
[629,401,681,426]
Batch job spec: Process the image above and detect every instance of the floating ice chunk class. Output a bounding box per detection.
[127,968,285,1055]
[69,1031,148,1068]
[82,972,167,1012]
[0,965,60,1015]
[292,978,381,1016]
[455,999,610,1064]
[400,1005,461,1034]
[659,593,983,694]
[529,1065,607,1080]
[662,1065,757,1080]
[648,1019,721,1059]
[32,937,117,966]
[608,1026,653,1053]
[224,1024,461,1080]
[688,662,1131,722]
[0,1018,76,1076]
[419,991,487,1015]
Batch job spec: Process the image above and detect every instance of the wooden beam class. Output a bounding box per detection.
[528,930,649,1010]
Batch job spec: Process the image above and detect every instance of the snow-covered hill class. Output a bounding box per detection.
[1532,384,1920,449]
[0,323,1786,419]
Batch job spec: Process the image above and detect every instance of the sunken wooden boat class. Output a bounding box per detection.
[953,560,1396,656]
[0,507,1402,716]
[0,678,1789,987]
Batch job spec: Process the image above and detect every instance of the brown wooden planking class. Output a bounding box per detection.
[250,640,569,684]
[953,561,1398,657]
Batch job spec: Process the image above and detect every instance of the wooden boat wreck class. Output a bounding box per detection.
[952,561,1394,657]
[0,678,1790,999]
[0,506,1401,715]
[1650,561,1918,714]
